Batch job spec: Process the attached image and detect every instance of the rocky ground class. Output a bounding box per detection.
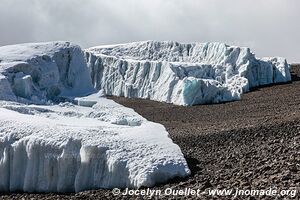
[1,66,300,199]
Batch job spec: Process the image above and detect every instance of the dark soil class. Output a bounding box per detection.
[1,66,300,199]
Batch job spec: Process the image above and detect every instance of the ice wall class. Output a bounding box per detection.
[0,97,190,193]
[0,41,291,105]
[0,42,94,103]
[86,41,291,105]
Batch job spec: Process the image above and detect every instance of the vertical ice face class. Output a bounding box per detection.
[86,41,291,105]
[0,42,94,103]
[12,72,34,98]
[0,96,190,193]
[0,41,291,105]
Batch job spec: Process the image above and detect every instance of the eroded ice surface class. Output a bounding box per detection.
[0,42,190,193]
[0,41,94,103]
[0,40,292,192]
[87,41,291,105]
[0,95,190,193]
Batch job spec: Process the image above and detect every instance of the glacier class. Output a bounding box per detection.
[0,40,292,193]
[0,42,190,193]
[86,41,291,106]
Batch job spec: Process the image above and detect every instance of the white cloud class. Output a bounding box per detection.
[0,0,299,62]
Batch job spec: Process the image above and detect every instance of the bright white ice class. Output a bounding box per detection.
[87,41,291,105]
[0,42,190,193]
[0,40,292,193]
[0,95,189,192]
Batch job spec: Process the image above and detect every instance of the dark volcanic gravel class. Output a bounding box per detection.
[1,67,300,200]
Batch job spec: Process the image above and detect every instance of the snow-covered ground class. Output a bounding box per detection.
[87,41,291,105]
[0,42,190,193]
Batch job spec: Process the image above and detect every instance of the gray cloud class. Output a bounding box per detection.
[0,0,299,62]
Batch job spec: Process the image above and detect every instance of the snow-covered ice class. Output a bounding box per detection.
[1,41,290,106]
[0,96,189,192]
[0,40,292,193]
[0,41,94,103]
[0,42,190,193]
[87,41,291,105]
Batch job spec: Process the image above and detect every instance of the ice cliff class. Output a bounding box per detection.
[0,42,94,103]
[0,96,189,192]
[0,41,291,106]
[0,40,292,193]
[0,42,190,193]
[86,41,291,106]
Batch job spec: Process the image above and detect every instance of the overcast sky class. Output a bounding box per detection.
[0,0,299,62]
